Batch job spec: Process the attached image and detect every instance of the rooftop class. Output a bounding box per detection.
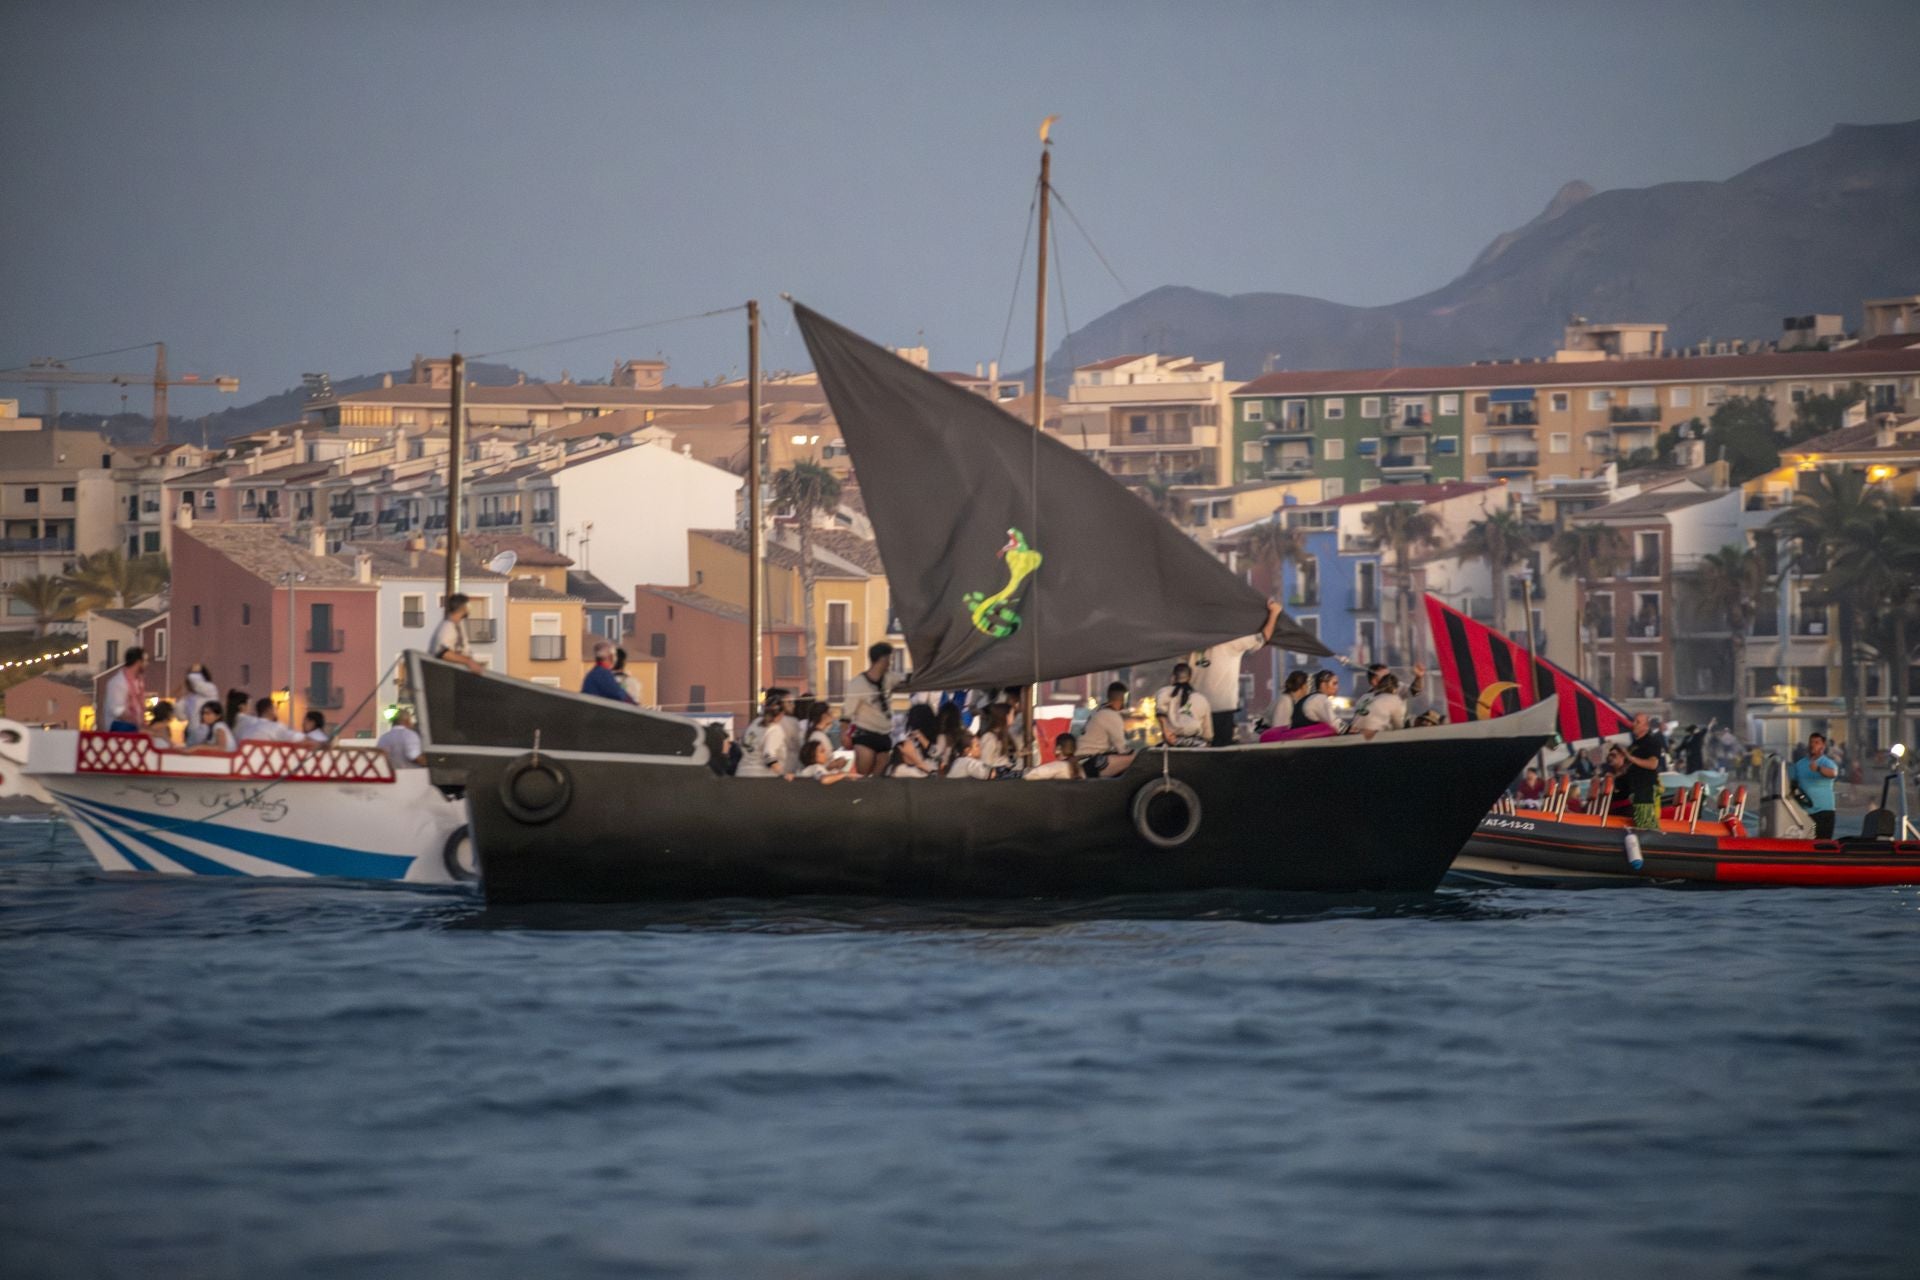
[93,607,163,629]
[1301,480,1499,511]
[1576,486,1724,521]
[460,533,573,568]
[343,540,505,582]
[637,584,748,622]
[182,526,368,587]
[565,570,627,605]
[1234,346,1920,399]
[508,579,579,602]
[692,528,866,579]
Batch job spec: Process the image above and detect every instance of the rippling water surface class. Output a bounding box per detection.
[3,817,1918,1278]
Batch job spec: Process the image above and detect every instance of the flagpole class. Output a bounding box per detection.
[1025,116,1056,769]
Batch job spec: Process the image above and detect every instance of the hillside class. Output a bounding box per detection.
[1045,119,1920,385]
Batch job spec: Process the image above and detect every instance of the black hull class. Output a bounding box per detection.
[407,656,1555,904]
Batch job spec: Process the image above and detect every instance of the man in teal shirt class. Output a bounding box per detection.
[1789,731,1840,839]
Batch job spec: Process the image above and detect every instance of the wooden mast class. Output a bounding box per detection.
[747,299,764,720]
[445,352,466,600]
[1025,117,1056,767]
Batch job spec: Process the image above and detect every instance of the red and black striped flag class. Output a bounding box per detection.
[1423,593,1632,745]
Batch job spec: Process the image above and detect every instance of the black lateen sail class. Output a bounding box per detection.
[794,303,1329,690]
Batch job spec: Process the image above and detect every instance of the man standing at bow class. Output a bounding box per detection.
[1191,601,1282,747]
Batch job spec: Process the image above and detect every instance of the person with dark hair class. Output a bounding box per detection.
[145,699,178,750]
[794,738,856,785]
[186,701,237,754]
[1024,733,1083,780]
[1079,681,1136,776]
[1293,669,1342,731]
[1265,669,1310,733]
[1349,671,1408,736]
[431,592,483,673]
[945,729,994,780]
[612,646,644,705]
[845,641,898,776]
[977,703,1017,772]
[225,689,249,731]
[102,646,148,732]
[1789,730,1840,839]
[238,696,297,743]
[932,701,966,775]
[738,689,792,778]
[301,710,330,745]
[178,663,218,728]
[1155,662,1213,747]
[889,703,940,777]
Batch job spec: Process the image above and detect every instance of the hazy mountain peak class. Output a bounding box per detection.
[1468,180,1595,274]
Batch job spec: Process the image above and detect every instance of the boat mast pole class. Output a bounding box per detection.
[747,300,764,719]
[1026,119,1054,768]
[446,353,466,600]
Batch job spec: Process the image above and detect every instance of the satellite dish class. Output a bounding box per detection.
[486,551,517,576]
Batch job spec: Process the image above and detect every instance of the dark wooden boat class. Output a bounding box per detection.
[412,655,1557,903]
[1452,762,1920,888]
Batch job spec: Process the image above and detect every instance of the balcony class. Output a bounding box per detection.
[350,512,371,527]
[1627,558,1660,578]
[1264,458,1314,477]
[1610,405,1661,425]
[328,503,354,519]
[1793,614,1828,637]
[1488,452,1540,469]
[1108,426,1219,450]
[532,509,555,525]
[827,621,861,648]
[1288,587,1320,608]
[1394,412,1432,429]
[1628,617,1662,640]
[476,512,522,528]
[1486,407,1538,427]
[1260,418,1313,437]
[1350,590,1381,612]
[467,618,498,644]
[307,629,346,653]
[304,686,345,710]
[1380,453,1430,471]
[0,536,73,553]
[529,634,566,661]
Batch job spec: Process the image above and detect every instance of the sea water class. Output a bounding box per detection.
[3,817,1917,1278]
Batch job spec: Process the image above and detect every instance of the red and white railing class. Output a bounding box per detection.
[74,731,395,783]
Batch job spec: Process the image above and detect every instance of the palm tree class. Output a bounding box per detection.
[62,549,170,609]
[1459,507,1538,639]
[1244,514,1312,605]
[1691,543,1771,737]
[1773,468,1889,754]
[1548,525,1629,682]
[10,574,80,637]
[770,461,843,693]
[1362,502,1441,666]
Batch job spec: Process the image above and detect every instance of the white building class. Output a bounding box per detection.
[549,441,742,611]
[347,542,509,711]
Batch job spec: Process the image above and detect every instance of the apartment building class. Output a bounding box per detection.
[1232,342,1920,496]
[1053,354,1240,489]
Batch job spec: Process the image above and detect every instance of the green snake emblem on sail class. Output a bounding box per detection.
[963,528,1043,638]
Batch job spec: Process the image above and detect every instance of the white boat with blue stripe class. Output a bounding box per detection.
[0,719,471,885]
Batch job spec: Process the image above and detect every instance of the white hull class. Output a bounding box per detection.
[0,721,468,885]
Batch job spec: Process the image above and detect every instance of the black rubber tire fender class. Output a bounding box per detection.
[1132,777,1202,849]
[498,753,573,825]
[441,823,479,882]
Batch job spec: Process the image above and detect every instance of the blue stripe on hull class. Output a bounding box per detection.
[67,808,158,872]
[63,796,245,876]
[51,790,415,881]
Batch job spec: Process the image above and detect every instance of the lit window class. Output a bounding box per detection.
[1439,394,1460,415]
[1323,399,1345,419]
[1550,393,1570,413]
[1244,401,1263,421]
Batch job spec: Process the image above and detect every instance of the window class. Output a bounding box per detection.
[1356,437,1379,456]
[1587,389,1612,410]
[1323,399,1345,419]
[1433,436,1459,455]
[1632,532,1661,575]
[529,612,565,661]
[1322,439,1344,461]
[827,600,855,648]
[1360,397,1381,418]
[1594,654,1615,697]
[192,605,201,626]
[1473,395,1489,414]
[1241,442,1262,463]
[649,632,667,658]
[1244,401,1263,422]
[1321,479,1344,499]
[1129,414,1148,435]
[241,603,251,625]
[142,532,159,553]
[153,628,166,660]
[1633,654,1661,697]
[826,658,849,701]
[22,487,38,503]
[106,640,120,667]
[1550,433,1571,454]
[1705,385,1727,407]
[203,491,216,509]
[688,684,707,712]
[1550,393,1570,413]
[60,486,75,502]
[1357,619,1379,664]
[240,663,250,686]
[1439,395,1460,416]
[1359,478,1381,492]
[1632,592,1662,638]
[1588,592,1614,639]
[402,594,425,628]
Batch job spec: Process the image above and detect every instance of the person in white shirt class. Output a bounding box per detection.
[1078,682,1136,777]
[1155,662,1215,747]
[145,701,178,750]
[1348,672,1409,737]
[300,710,331,746]
[844,643,897,776]
[236,697,300,743]
[186,702,237,754]
[793,739,856,785]
[977,704,1017,772]
[945,730,994,780]
[777,691,805,778]
[177,665,219,729]
[102,646,148,732]
[1191,601,1283,746]
[376,710,425,768]
[430,594,484,673]
[1265,670,1309,734]
[1291,670,1344,732]
[738,692,792,778]
[1024,733,1083,781]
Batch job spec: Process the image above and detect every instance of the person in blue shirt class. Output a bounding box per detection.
[581,639,636,703]
[1789,731,1840,839]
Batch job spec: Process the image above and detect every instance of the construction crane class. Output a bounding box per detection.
[0,342,239,446]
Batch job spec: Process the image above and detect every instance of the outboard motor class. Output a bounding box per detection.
[1758,754,1816,840]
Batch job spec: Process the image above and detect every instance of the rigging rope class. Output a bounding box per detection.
[470,304,748,361]
[1050,187,1133,300]
[996,177,1041,375]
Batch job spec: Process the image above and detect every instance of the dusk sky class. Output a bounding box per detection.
[4,0,1918,415]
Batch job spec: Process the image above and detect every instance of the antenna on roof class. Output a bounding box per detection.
[486,550,517,576]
